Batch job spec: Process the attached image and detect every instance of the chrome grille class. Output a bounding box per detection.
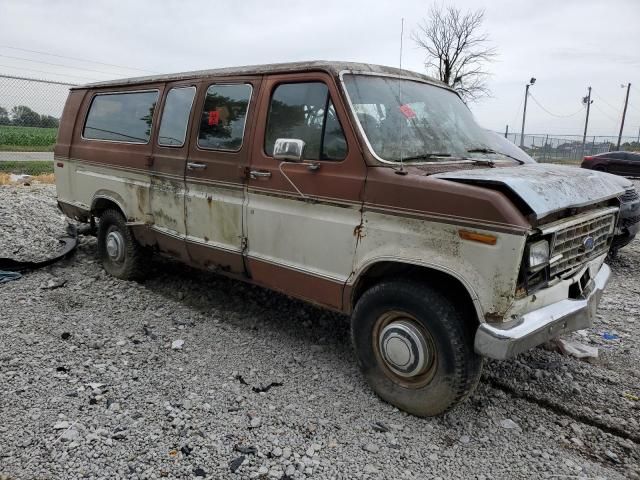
[550,213,615,276]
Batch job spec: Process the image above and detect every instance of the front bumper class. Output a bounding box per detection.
[474,263,610,360]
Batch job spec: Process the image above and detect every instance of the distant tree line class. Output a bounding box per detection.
[0,105,60,128]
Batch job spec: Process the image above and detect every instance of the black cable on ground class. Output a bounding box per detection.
[0,224,78,272]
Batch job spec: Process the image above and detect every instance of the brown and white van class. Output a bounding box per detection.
[55,61,623,416]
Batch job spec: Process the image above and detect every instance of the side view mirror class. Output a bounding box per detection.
[273,138,305,162]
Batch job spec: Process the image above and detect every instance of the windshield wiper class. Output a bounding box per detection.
[401,153,453,162]
[466,147,524,165]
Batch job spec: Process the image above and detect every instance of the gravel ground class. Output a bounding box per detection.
[0,184,69,262]
[0,184,639,480]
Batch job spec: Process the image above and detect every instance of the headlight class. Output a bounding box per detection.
[528,240,550,270]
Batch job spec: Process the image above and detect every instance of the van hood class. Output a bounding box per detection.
[433,164,624,220]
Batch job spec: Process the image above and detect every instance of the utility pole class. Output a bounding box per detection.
[617,83,631,150]
[504,125,509,138]
[581,86,592,157]
[520,77,536,148]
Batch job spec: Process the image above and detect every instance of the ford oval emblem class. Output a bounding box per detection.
[582,235,595,252]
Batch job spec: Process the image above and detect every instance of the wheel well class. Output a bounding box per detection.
[92,197,124,218]
[351,262,480,327]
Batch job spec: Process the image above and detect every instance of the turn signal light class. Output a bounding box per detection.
[458,230,497,245]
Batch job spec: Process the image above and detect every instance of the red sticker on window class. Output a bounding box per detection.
[208,110,219,126]
[399,104,416,118]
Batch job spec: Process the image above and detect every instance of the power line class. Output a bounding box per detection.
[528,94,584,118]
[0,63,99,82]
[0,53,130,77]
[592,89,640,127]
[591,102,620,124]
[0,45,158,74]
[591,91,621,114]
[624,100,640,116]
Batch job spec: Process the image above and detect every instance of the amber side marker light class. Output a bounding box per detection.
[458,230,497,245]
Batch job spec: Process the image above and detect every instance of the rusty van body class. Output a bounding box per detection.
[55,61,623,416]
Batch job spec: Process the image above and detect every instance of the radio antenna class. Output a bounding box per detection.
[397,17,406,174]
[399,17,404,70]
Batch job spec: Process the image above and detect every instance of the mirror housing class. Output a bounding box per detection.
[273,138,305,162]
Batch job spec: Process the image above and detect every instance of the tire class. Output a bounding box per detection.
[594,165,607,173]
[97,209,149,280]
[351,279,482,417]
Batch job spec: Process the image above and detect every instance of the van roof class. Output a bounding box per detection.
[73,61,446,90]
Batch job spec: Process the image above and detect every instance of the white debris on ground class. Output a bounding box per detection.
[552,337,599,361]
[0,183,638,480]
[0,184,70,262]
[9,174,31,183]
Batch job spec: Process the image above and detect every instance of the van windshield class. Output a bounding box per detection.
[343,74,496,163]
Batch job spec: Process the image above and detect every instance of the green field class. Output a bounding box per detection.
[0,125,58,151]
[0,160,54,175]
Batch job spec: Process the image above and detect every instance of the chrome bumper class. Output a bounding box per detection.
[474,263,611,360]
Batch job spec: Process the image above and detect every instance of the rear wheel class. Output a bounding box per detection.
[97,209,149,280]
[351,279,482,416]
[594,165,608,172]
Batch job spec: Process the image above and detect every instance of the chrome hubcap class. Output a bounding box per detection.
[379,320,430,378]
[105,230,125,262]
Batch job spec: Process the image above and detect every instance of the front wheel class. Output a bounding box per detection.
[351,279,482,416]
[97,209,149,280]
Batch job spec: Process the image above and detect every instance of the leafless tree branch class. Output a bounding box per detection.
[412,3,497,102]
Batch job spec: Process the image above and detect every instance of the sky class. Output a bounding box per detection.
[1,0,639,139]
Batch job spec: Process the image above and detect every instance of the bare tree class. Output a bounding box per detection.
[412,4,496,102]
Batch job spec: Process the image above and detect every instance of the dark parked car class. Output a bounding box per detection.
[580,151,640,253]
[582,151,640,176]
[611,186,640,254]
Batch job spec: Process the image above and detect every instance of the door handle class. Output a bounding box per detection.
[187,162,207,170]
[249,170,272,179]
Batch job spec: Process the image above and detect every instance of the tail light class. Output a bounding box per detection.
[583,156,593,161]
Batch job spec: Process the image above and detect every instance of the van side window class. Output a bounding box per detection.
[83,91,158,143]
[197,84,252,151]
[158,86,196,147]
[265,82,347,161]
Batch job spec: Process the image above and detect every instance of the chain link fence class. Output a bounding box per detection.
[1,73,639,175]
[0,74,75,176]
[501,132,640,164]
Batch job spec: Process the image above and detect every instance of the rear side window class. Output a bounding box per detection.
[158,86,196,147]
[197,84,252,151]
[83,91,158,143]
[265,82,347,161]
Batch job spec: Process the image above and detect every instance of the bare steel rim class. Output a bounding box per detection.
[105,227,126,263]
[373,311,438,388]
